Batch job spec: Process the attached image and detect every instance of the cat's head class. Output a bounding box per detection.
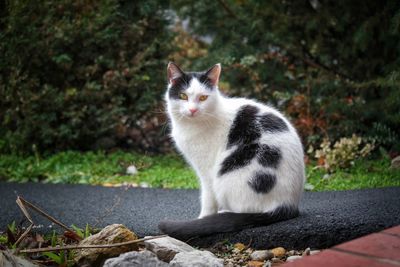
[166,62,221,120]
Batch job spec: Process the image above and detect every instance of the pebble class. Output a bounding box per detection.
[126,165,138,175]
[144,236,194,262]
[310,250,321,255]
[270,247,286,258]
[139,182,150,188]
[303,247,311,256]
[233,242,246,251]
[250,250,274,261]
[271,257,284,263]
[390,155,400,169]
[288,250,295,256]
[286,255,303,262]
[170,250,223,267]
[247,260,264,267]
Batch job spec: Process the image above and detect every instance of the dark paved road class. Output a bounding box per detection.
[0,182,399,249]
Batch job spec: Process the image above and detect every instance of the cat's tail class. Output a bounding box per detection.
[158,205,299,240]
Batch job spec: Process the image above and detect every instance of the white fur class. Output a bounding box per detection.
[166,78,305,218]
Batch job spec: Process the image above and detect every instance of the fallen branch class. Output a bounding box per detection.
[15,196,82,247]
[20,235,167,253]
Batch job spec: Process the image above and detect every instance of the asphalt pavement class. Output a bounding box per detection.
[0,182,399,249]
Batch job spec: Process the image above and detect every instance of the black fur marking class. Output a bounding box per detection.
[219,143,259,176]
[168,72,213,100]
[227,105,260,148]
[158,205,299,240]
[248,172,277,194]
[259,113,289,133]
[257,144,281,168]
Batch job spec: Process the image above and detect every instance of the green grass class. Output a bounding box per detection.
[0,150,197,189]
[306,158,400,191]
[0,150,399,191]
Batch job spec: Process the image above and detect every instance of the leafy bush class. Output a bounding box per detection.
[309,135,374,172]
[0,0,172,153]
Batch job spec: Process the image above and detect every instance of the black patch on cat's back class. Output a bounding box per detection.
[219,143,259,176]
[248,171,277,194]
[227,105,260,148]
[259,113,289,133]
[257,144,282,168]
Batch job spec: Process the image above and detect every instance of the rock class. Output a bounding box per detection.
[140,182,150,188]
[288,250,296,256]
[233,242,246,252]
[250,250,274,261]
[302,247,311,256]
[144,236,195,262]
[270,247,286,258]
[271,257,284,263]
[74,224,138,266]
[310,250,321,255]
[286,255,303,262]
[391,156,400,169]
[126,165,138,175]
[247,260,265,267]
[304,183,315,191]
[103,250,169,267]
[170,250,223,267]
[0,250,39,267]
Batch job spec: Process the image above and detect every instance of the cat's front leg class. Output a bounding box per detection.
[198,182,218,218]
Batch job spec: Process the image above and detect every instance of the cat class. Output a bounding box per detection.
[158,62,305,239]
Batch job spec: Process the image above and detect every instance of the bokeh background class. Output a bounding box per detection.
[1,0,399,189]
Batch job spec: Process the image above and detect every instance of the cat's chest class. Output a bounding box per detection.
[172,125,227,171]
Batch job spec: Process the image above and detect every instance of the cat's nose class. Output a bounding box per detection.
[189,108,198,115]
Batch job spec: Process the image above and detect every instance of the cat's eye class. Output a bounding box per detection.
[199,95,209,101]
[179,93,188,100]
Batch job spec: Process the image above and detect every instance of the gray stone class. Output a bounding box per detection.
[310,250,321,255]
[144,236,195,262]
[250,250,274,261]
[391,156,400,169]
[170,250,223,267]
[126,165,138,176]
[286,255,303,262]
[103,251,169,267]
[0,250,39,267]
[271,257,283,264]
[302,247,311,256]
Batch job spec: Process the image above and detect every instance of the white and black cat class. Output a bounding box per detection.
[159,62,305,239]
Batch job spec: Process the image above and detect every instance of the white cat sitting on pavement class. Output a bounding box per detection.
[159,62,305,239]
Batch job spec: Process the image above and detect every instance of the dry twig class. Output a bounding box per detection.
[14,196,168,256]
[20,235,167,253]
[15,196,83,246]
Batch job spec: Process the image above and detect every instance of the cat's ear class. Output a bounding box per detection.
[205,63,221,87]
[167,62,184,85]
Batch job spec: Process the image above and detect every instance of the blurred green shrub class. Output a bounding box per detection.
[0,0,172,153]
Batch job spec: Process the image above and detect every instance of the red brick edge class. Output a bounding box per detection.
[283,225,400,267]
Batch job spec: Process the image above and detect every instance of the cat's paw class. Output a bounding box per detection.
[198,211,216,219]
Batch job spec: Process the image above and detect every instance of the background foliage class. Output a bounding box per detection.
[1,0,399,155]
[172,0,400,153]
[0,0,172,153]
